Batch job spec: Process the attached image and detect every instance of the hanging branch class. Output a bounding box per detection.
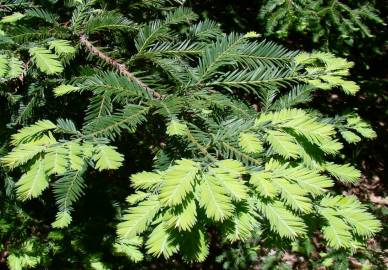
[79,34,162,99]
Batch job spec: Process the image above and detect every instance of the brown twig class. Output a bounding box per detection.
[79,34,162,99]
[17,60,30,83]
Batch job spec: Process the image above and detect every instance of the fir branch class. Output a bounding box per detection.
[219,141,262,166]
[79,35,162,99]
[186,128,217,163]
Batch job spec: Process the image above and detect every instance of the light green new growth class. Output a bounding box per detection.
[29,47,64,74]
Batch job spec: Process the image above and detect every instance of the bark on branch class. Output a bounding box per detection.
[80,34,162,99]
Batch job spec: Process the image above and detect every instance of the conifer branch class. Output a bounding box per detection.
[220,141,262,166]
[186,128,217,163]
[80,34,162,99]
[1,4,381,264]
